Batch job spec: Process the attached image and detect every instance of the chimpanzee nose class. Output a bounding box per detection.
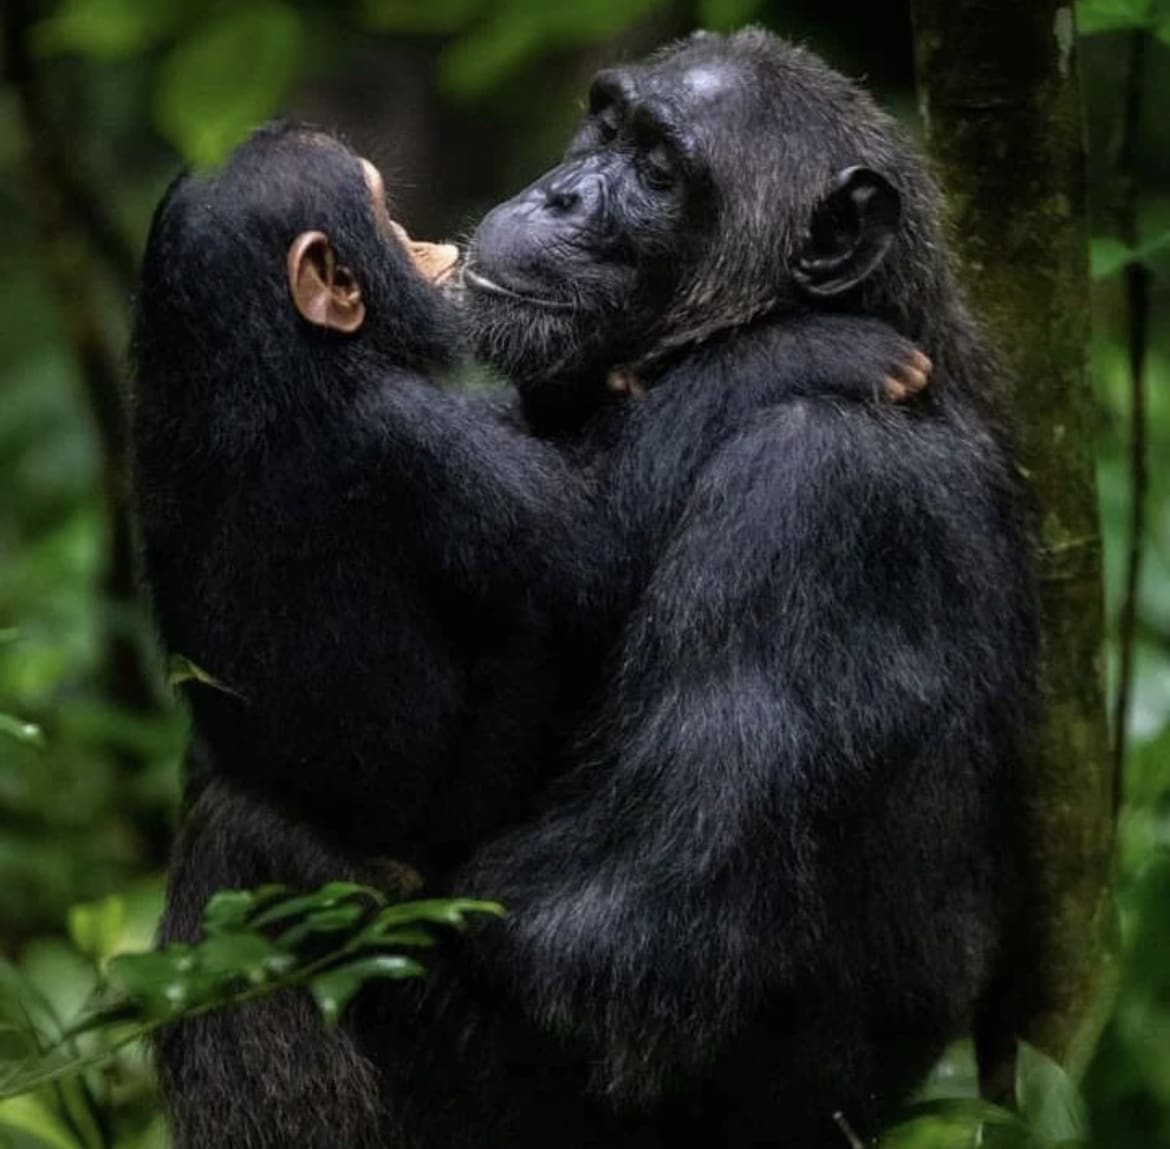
[545,187,581,214]
[541,171,604,220]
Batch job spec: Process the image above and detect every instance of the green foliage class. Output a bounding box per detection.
[1016,1042,1090,1144]
[1077,0,1170,41]
[32,0,190,59]
[0,633,44,750]
[1090,232,1170,279]
[435,0,673,97]
[357,0,697,97]
[153,3,304,168]
[0,712,45,749]
[0,883,166,1149]
[34,0,304,168]
[1083,769,1170,1144]
[165,654,246,699]
[0,300,184,935]
[0,883,501,1116]
[1077,0,1155,34]
[67,896,126,965]
[878,1043,1088,1149]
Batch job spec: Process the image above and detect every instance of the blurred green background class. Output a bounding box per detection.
[0,0,1168,1146]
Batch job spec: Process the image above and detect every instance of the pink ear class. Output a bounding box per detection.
[287,231,366,334]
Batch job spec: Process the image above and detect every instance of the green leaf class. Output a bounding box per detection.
[0,714,45,749]
[881,1115,994,1148]
[310,955,425,1025]
[248,882,378,930]
[1090,237,1134,280]
[0,1020,39,1063]
[59,1001,141,1041]
[365,898,504,929]
[899,1097,1022,1127]
[351,925,437,950]
[439,0,667,98]
[1015,1041,1089,1145]
[273,904,367,950]
[202,889,267,933]
[153,2,304,169]
[697,0,764,29]
[199,931,289,984]
[166,653,247,700]
[0,1093,84,1149]
[1076,0,1154,33]
[66,895,126,963]
[439,11,543,98]
[32,0,187,59]
[1135,229,1170,266]
[1090,230,1170,279]
[106,949,201,1018]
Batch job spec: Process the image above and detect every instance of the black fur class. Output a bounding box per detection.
[134,124,590,872]
[135,28,1035,1149]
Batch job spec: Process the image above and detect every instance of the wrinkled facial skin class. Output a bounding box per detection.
[463,32,920,404]
[463,54,732,390]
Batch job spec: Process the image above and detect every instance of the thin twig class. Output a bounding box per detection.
[832,1110,868,1149]
[1110,29,1150,807]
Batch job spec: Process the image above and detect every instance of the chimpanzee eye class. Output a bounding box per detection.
[638,141,677,190]
[595,106,620,143]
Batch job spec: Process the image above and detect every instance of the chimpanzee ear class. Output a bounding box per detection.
[792,167,901,299]
[287,231,366,333]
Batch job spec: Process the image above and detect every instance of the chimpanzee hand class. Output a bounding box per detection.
[881,345,931,401]
[755,314,934,407]
[608,317,931,406]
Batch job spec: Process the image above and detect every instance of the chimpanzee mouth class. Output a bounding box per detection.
[463,267,575,312]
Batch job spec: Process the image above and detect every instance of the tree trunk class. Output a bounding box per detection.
[910,0,1115,1095]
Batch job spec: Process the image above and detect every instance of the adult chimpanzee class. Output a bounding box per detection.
[398,29,1034,1149]
[133,104,937,1149]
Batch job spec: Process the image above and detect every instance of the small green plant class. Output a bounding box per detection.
[878,1041,1089,1149]
[0,883,500,1106]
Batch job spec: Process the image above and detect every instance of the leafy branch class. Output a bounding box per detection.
[0,883,501,1102]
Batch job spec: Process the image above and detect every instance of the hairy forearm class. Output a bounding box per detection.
[358,375,615,616]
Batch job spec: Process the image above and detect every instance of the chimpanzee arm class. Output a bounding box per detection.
[766,314,931,402]
[347,315,929,614]
[352,381,614,616]
[452,399,1033,1104]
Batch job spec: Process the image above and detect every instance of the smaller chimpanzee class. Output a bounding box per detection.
[132,122,933,1149]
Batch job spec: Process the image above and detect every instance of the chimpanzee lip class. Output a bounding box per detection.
[463,267,575,312]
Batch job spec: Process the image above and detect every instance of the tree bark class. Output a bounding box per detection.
[910,0,1115,1094]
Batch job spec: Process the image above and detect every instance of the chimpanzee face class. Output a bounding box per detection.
[463,34,902,396]
[467,66,717,311]
[133,126,464,413]
[463,54,726,389]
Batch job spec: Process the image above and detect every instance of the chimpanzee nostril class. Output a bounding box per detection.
[546,187,581,214]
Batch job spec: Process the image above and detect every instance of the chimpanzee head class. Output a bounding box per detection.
[464,28,948,398]
[133,123,461,443]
